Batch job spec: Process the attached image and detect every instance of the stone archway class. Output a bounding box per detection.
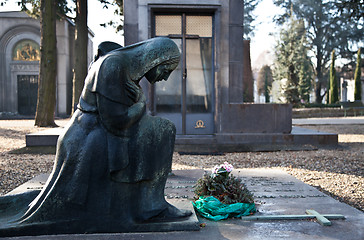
[0,25,40,113]
[11,39,40,115]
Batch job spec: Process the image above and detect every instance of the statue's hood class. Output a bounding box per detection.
[110,37,180,81]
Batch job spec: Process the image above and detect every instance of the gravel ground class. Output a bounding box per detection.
[0,119,363,213]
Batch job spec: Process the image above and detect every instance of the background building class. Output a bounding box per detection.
[0,11,93,116]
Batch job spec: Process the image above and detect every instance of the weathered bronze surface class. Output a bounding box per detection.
[0,37,191,237]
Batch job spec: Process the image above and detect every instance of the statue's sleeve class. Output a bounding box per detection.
[94,55,146,135]
[92,55,133,106]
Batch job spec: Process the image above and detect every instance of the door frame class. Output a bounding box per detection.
[10,61,39,114]
[150,7,218,135]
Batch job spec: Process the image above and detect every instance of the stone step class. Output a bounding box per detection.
[25,127,338,153]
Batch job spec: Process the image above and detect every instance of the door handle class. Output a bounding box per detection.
[183,68,187,79]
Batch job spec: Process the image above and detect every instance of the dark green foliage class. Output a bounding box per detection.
[335,0,364,21]
[273,15,312,104]
[99,0,124,33]
[194,173,254,205]
[257,65,273,103]
[264,79,270,103]
[298,57,312,103]
[0,0,10,7]
[329,50,339,104]
[244,0,262,39]
[17,0,72,19]
[354,48,362,101]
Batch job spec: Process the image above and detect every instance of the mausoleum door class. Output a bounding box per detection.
[10,40,40,115]
[153,14,214,135]
[17,75,38,115]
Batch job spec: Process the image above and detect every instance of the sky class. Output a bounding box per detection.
[250,0,283,66]
[0,0,280,65]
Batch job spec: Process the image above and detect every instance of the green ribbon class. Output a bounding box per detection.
[192,196,256,221]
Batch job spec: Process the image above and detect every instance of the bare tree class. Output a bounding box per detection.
[35,0,57,127]
[72,0,88,113]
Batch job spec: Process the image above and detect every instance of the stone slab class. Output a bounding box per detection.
[2,169,363,239]
[25,127,338,152]
[25,128,64,147]
[293,116,364,125]
[6,174,48,195]
[220,104,292,134]
[293,108,364,118]
[3,173,201,236]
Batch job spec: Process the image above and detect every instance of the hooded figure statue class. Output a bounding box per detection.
[0,37,191,237]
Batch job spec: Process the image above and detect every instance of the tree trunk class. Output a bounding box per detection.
[72,0,88,113]
[315,49,324,104]
[314,20,325,104]
[354,48,362,101]
[35,0,57,127]
[243,40,254,102]
[264,70,270,103]
[329,50,339,104]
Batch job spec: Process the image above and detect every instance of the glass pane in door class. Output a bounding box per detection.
[155,39,182,112]
[186,15,212,37]
[155,15,182,36]
[186,38,213,113]
[186,38,214,134]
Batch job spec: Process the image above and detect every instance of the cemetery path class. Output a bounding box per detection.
[0,119,363,213]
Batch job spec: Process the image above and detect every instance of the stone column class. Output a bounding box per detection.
[124,0,139,45]
[228,0,244,103]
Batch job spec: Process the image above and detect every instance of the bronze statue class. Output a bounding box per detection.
[0,37,191,236]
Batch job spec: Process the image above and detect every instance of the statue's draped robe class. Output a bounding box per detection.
[0,38,181,235]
